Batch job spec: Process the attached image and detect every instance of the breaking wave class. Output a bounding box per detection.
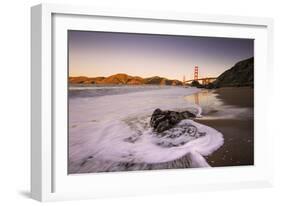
[68,87,223,173]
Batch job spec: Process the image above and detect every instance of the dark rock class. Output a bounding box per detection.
[154,123,205,147]
[123,136,139,143]
[204,82,215,89]
[213,57,254,87]
[191,80,201,88]
[80,156,94,166]
[150,108,196,133]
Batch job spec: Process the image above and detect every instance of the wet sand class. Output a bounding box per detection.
[69,86,254,173]
[215,87,254,108]
[196,87,254,167]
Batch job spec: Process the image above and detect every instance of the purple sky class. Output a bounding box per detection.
[68,30,254,81]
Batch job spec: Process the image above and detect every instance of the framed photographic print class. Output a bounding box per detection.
[31,3,274,201]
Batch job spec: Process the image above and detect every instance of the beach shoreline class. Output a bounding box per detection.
[68,85,254,173]
[195,87,254,167]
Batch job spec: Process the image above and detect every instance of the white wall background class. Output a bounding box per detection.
[0,0,280,205]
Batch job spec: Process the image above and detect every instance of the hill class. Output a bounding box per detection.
[69,73,183,86]
[213,57,254,87]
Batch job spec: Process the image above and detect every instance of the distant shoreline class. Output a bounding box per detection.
[69,73,183,86]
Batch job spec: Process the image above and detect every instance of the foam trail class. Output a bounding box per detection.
[69,87,224,173]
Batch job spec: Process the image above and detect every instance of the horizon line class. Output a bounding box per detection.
[68,73,220,82]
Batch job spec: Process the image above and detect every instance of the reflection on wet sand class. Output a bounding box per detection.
[185,89,252,120]
[185,87,254,167]
[185,90,222,110]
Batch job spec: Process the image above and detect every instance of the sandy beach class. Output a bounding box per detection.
[196,87,254,167]
[68,86,226,173]
[68,85,254,173]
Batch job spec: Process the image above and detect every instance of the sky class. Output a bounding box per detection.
[68,30,254,81]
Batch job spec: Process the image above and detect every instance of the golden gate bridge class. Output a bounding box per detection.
[184,66,217,85]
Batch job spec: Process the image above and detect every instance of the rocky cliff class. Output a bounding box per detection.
[213,57,254,87]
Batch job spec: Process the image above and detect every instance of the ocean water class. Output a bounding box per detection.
[68,85,224,174]
[184,90,253,120]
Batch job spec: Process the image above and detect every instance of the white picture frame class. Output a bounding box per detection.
[31,3,274,202]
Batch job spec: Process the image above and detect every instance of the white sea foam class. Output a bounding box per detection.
[69,87,224,172]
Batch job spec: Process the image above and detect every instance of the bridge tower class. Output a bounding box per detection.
[194,66,199,80]
[183,75,186,85]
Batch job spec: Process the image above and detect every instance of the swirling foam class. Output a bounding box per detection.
[68,87,223,173]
